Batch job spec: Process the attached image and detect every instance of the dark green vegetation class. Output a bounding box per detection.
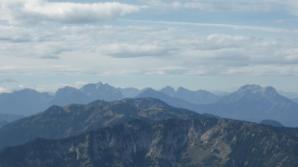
[0,98,298,167]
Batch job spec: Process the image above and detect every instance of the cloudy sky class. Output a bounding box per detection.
[0,0,298,92]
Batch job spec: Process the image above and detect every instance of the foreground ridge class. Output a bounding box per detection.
[0,117,298,167]
[0,98,298,167]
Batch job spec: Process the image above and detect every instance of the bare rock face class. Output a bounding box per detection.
[1,118,298,167]
[0,98,197,150]
[0,98,298,167]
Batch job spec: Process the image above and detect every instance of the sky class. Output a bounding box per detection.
[0,0,298,93]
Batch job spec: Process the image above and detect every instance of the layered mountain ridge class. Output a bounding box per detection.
[0,82,298,127]
[197,85,298,127]
[0,98,298,167]
[0,98,197,150]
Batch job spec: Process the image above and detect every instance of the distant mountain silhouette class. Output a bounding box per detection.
[51,86,87,106]
[1,110,298,167]
[138,88,199,111]
[260,119,284,127]
[119,87,140,98]
[0,82,124,116]
[0,89,52,115]
[160,86,219,105]
[1,82,298,127]
[51,82,123,106]
[197,85,298,127]
[0,98,197,150]
[80,83,123,101]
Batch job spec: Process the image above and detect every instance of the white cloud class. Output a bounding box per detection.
[142,0,278,12]
[0,87,9,93]
[1,22,297,77]
[141,0,298,17]
[1,1,298,85]
[98,43,172,58]
[0,0,139,24]
[126,19,298,33]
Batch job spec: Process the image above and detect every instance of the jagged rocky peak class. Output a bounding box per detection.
[81,82,110,91]
[237,84,278,96]
[80,82,123,100]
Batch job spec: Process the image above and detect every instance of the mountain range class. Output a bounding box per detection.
[0,82,298,127]
[137,88,200,111]
[0,98,297,167]
[0,98,197,150]
[0,89,52,116]
[196,85,298,127]
[0,82,216,116]
[160,86,219,104]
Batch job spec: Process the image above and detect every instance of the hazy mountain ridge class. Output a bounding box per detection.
[0,82,216,116]
[0,89,52,116]
[260,120,284,127]
[161,86,219,105]
[196,85,298,127]
[0,82,124,117]
[137,88,200,111]
[0,98,198,150]
[0,116,298,167]
[1,82,298,127]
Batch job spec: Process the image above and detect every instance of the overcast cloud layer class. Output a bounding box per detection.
[0,0,298,92]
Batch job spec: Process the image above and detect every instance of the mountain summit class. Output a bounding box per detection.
[199,85,298,126]
[160,86,219,105]
[234,84,278,97]
[0,97,298,166]
[0,98,197,150]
